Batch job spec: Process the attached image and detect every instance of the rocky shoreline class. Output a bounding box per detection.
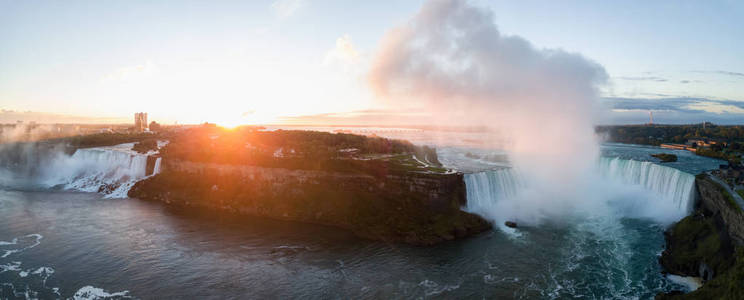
[128,159,491,246]
[657,174,744,299]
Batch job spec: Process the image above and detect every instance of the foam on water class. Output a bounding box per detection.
[73,286,132,300]
[0,234,42,258]
[666,274,702,292]
[0,232,133,299]
[461,156,697,297]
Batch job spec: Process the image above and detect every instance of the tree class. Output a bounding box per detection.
[149,121,161,132]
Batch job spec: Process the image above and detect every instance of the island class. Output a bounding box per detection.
[128,125,491,245]
[651,153,677,163]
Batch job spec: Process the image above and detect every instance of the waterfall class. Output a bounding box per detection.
[464,168,523,214]
[464,157,696,223]
[38,145,151,198]
[596,157,696,212]
[153,157,162,175]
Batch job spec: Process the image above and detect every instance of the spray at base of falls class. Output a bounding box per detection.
[0,143,161,198]
[465,157,696,226]
[42,145,162,198]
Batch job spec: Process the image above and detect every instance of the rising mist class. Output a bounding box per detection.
[369,0,611,224]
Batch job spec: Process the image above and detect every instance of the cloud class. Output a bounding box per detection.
[367,0,611,224]
[693,70,744,78]
[0,109,127,124]
[616,76,667,82]
[323,34,361,67]
[603,97,744,114]
[679,80,703,84]
[100,61,158,82]
[271,0,305,19]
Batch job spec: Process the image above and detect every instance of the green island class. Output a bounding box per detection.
[128,125,490,245]
[652,153,678,162]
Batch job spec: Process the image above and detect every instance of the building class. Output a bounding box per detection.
[660,143,697,152]
[134,112,148,132]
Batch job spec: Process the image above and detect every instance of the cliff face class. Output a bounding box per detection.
[128,159,491,245]
[657,175,744,299]
[696,177,744,245]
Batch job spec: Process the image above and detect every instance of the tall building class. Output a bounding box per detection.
[134,112,148,132]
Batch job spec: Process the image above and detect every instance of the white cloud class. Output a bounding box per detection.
[271,0,305,19]
[323,34,361,68]
[100,61,158,82]
[686,102,744,114]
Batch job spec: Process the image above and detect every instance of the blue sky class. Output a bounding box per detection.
[1,0,743,125]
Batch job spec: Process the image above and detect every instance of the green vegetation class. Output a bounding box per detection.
[129,165,490,245]
[677,248,744,300]
[737,190,744,201]
[708,178,741,211]
[596,124,744,164]
[662,213,732,274]
[131,139,158,154]
[597,123,744,146]
[159,126,447,176]
[658,210,744,299]
[651,153,678,162]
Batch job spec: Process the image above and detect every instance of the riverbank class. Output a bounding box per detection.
[657,174,744,298]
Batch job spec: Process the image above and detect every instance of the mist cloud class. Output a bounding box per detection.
[367,0,609,224]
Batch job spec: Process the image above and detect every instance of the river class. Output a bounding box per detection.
[0,141,725,299]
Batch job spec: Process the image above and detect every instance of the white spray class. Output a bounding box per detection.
[369,0,609,224]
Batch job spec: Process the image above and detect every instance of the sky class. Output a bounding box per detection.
[1,0,743,125]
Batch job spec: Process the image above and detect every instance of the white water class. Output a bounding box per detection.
[597,157,696,214]
[465,157,696,225]
[37,143,157,198]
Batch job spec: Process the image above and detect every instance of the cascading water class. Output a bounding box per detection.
[41,146,148,198]
[464,157,696,225]
[596,157,696,213]
[465,168,523,217]
[0,142,159,198]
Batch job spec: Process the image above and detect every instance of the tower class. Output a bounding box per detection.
[648,111,653,125]
[134,112,148,132]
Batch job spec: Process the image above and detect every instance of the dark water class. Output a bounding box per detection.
[1,189,686,299]
[2,141,725,299]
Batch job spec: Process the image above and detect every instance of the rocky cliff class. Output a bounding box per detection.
[128,159,491,245]
[658,174,744,299]
[696,176,744,244]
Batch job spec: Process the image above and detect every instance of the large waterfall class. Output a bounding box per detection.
[596,157,696,212]
[0,143,159,198]
[464,157,696,224]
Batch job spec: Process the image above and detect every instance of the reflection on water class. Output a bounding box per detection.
[0,188,689,299]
